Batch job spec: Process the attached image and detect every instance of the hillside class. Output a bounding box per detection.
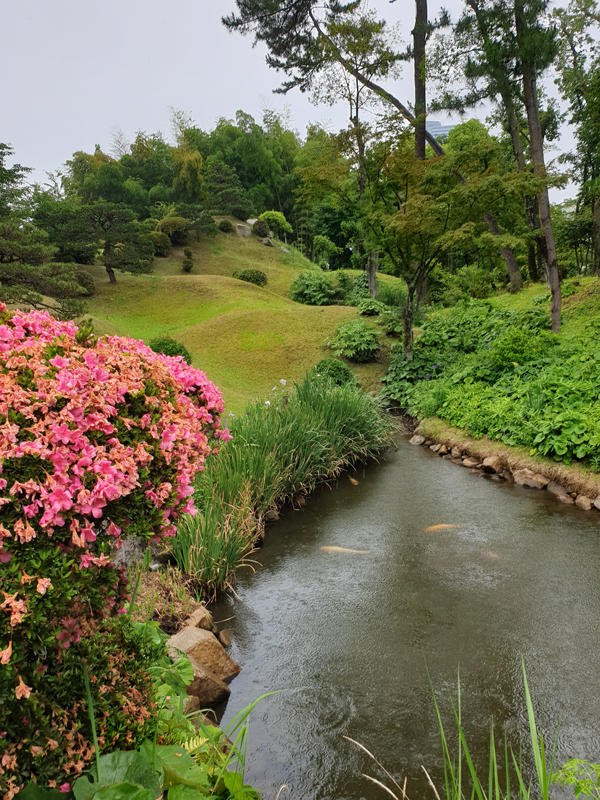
[83,222,402,413]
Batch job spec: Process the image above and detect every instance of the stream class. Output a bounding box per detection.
[211,438,600,800]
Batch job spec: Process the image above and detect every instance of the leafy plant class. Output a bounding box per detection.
[313,358,359,387]
[358,298,386,316]
[328,319,381,362]
[148,335,193,365]
[290,271,339,305]
[252,219,269,238]
[181,247,193,274]
[233,269,268,287]
[218,219,234,233]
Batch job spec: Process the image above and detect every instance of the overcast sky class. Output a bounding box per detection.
[2,0,574,199]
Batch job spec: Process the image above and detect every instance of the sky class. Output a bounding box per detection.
[1,0,575,199]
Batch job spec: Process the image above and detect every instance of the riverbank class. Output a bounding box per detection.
[409,416,600,510]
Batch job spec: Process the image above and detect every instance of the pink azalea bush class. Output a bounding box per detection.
[0,303,229,793]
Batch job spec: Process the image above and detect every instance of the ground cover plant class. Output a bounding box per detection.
[328,319,381,362]
[0,304,229,794]
[170,374,394,596]
[382,295,600,467]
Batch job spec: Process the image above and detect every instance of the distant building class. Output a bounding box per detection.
[425,120,456,139]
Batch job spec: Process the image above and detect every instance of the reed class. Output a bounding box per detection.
[171,374,394,596]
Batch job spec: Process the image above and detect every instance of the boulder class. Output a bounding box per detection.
[263,237,274,247]
[451,446,462,459]
[430,444,441,453]
[576,495,592,511]
[438,444,449,455]
[547,482,569,497]
[186,656,231,706]
[501,471,514,484]
[236,224,251,237]
[558,494,575,505]
[218,629,232,648]
[522,478,546,490]
[246,219,258,226]
[513,468,535,486]
[451,458,463,466]
[531,473,549,487]
[594,496,600,511]
[462,458,479,468]
[409,435,426,446]
[187,606,214,631]
[167,627,241,682]
[482,456,502,473]
[183,694,201,715]
[413,421,425,434]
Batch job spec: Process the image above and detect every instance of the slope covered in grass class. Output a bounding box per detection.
[84,227,403,413]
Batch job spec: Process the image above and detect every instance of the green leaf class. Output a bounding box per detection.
[152,745,211,790]
[73,751,162,800]
[168,785,210,800]
[15,784,64,800]
[93,784,156,800]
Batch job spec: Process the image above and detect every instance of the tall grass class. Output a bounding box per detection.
[171,375,394,597]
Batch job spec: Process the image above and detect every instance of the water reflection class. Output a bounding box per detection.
[212,440,600,800]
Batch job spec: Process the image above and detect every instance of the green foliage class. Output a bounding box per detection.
[358,298,386,316]
[328,318,381,362]
[148,336,192,364]
[158,217,190,246]
[189,212,218,243]
[218,219,234,233]
[252,219,269,238]
[258,210,293,239]
[171,376,393,594]
[232,268,268,287]
[147,230,171,257]
[313,358,359,386]
[345,271,371,306]
[552,760,600,799]
[290,270,339,305]
[181,247,193,274]
[376,281,407,308]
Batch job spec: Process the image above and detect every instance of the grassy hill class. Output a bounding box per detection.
[83,221,402,414]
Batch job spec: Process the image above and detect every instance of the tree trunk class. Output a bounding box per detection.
[516,4,561,331]
[593,198,600,275]
[104,246,117,284]
[527,244,538,282]
[483,213,523,292]
[105,265,117,284]
[367,251,379,298]
[403,285,415,362]
[413,0,427,160]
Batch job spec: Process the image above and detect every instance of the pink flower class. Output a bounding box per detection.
[59,784,71,793]
[36,578,52,595]
[15,675,31,699]
[49,355,70,368]
[0,639,12,665]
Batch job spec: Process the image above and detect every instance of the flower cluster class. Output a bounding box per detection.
[0,303,228,702]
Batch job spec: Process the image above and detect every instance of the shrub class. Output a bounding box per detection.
[75,269,95,296]
[328,319,381,362]
[290,271,339,305]
[182,246,193,274]
[218,219,234,233]
[258,211,293,239]
[148,335,193,364]
[0,303,228,792]
[252,219,269,238]
[147,230,171,257]
[379,307,404,337]
[377,282,407,308]
[233,268,268,287]
[158,216,190,246]
[335,270,353,298]
[358,298,386,316]
[313,358,359,387]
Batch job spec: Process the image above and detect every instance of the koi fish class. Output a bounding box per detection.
[423,524,465,532]
[485,551,499,559]
[348,476,359,486]
[321,546,370,554]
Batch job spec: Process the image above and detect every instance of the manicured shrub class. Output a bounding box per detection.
[75,269,95,296]
[252,219,269,238]
[218,219,234,233]
[158,216,190,246]
[258,211,293,239]
[147,229,171,257]
[313,358,359,387]
[182,246,193,274]
[290,271,339,306]
[0,303,228,794]
[328,319,381,362]
[148,335,193,364]
[233,269,268,287]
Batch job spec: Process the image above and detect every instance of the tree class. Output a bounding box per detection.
[259,210,293,240]
[0,143,31,217]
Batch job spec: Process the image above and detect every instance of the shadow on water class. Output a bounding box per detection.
[212,440,600,800]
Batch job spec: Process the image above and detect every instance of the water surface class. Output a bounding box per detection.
[212,440,600,800]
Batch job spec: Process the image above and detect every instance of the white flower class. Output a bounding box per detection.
[272,387,277,391]
[265,400,271,406]
[279,379,287,385]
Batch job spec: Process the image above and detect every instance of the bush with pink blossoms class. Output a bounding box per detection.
[0,303,229,793]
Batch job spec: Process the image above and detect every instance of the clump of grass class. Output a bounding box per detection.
[171,374,394,596]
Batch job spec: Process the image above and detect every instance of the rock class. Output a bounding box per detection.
[594,496,600,511]
[463,458,479,468]
[558,494,575,505]
[531,473,549,488]
[451,446,462,459]
[451,458,463,466]
[468,468,482,475]
[482,456,502,473]
[409,435,426,446]
[438,444,449,455]
[430,444,441,453]
[522,479,546,490]
[443,454,452,460]
[547,482,568,496]
[183,694,201,715]
[513,468,535,486]
[246,218,258,225]
[236,224,251,237]
[423,439,432,447]
[112,537,144,569]
[218,629,232,648]
[576,495,592,511]
[264,509,280,522]
[167,627,241,682]
[280,246,290,253]
[413,421,425,434]
[490,474,503,482]
[262,237,274,247]
[501,471,514,484]
[186,656,231,706]
[187,606,214,631]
